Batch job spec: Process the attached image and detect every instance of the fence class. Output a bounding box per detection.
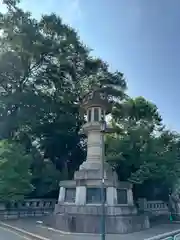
[137,198,169,216]
[138,198,180,239]
[145,230,180,240]
[0,199,57,220]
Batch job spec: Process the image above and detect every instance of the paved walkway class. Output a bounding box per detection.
[2,218,180,240]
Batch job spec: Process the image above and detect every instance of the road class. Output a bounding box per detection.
[0,225,30,239]
[1,218,180,240]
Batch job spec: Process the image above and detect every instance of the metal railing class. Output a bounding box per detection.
[145,230,180,240]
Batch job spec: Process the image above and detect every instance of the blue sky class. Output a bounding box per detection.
[0,0,180,131]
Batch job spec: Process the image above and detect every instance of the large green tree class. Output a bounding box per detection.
[106,97,180,200]
[0,0,127,197]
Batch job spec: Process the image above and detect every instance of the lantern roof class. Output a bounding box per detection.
[81,89,112,113]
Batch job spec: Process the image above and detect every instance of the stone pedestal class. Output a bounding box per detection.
[54,205,149,234]
[54,162,150,234]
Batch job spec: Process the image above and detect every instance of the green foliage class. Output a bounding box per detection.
[32,160,61,198]
[107,97,180,199]
[0,140,33,201]
[130,131,180,186]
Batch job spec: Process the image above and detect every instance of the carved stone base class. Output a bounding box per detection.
[56,160,150,233]
[53,204,150,234]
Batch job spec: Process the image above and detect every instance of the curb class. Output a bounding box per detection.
[0,222,50,240]
[39,225,71,235]
[38,225,101,236]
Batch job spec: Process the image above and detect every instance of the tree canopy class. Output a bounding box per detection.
[107,97,180,200]
[0,0,179,201]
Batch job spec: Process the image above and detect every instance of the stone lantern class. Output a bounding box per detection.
[77,89,112,170]
[54,89,150,234]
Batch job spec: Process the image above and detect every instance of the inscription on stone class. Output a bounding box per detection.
[86,188,106,203]
[64,188,76,203]
[117,189,128,204]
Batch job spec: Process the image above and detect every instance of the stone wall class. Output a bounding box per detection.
[0,199,56,220]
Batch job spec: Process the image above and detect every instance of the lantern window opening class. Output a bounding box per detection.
[87,109,92,122]
[94,107,100,121]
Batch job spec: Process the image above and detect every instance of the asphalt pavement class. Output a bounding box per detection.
[0,225,28,239]
[1,218,180,240]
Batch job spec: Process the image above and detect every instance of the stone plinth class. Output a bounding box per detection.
[54,204,149,234]
[54,162,150,234]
